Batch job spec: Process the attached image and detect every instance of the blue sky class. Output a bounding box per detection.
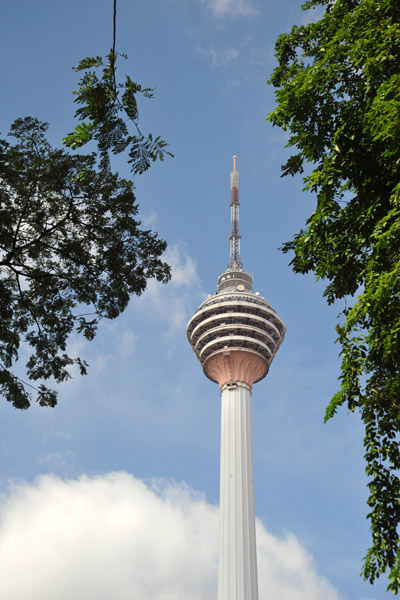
[0,1,389,598]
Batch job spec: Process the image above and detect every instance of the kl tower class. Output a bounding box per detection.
[187,156,286,600]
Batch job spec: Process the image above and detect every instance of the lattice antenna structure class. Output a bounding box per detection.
[228,155,243,270]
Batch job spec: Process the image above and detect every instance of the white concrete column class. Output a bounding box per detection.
[218,382,259,600]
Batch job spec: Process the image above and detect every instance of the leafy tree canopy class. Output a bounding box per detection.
[268,0,400,593]
[0,110,170,409]
[0,0,173,410]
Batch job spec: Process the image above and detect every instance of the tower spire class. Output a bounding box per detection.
[228,155,243,270]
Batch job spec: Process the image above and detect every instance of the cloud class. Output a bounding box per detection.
[140,209,158,228]
[0,473,341,600]
[201,0,258,18]
[257,527,341,600]
[202,46,241,67]
[166,243,200,289]
[37,450,75,468]
[299,4,326,25]
[193,33,251,68]
[136,243,203,337]
[117,329,137,358]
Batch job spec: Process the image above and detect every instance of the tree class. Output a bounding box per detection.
[267,0,400,593]
[0,117,170,410]
[0,0,172,409]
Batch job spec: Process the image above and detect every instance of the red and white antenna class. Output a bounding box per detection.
[228,155,243,269]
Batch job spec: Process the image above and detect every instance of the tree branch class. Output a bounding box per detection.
[15,271,43,337]
[0,195,76,264]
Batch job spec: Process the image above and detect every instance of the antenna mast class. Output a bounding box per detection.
[228,155,243,269]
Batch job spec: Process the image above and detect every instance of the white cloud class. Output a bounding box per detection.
[201,0,258,18]
[140,209,158,228]
[117,329,137,358]
[0,472,341,600]
[165,243,200,288]
[299,4,326,25]
[37,450,75,468]
[257,527,341,600]
[207,46,241,67]
[136,243,203,337]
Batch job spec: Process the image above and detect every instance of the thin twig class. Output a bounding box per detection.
[112,0,117,95]
[15,272,43,337]
[0,362,40,392]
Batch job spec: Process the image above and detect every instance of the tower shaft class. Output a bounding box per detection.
[218,382,259,600]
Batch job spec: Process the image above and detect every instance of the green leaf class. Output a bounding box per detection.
[268,0,400,589]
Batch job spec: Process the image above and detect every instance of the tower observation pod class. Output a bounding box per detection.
[187,157,286,600]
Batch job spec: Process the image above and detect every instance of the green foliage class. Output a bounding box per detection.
[0,117,170,409]
[63,51,172,174]
[268,0,400,592]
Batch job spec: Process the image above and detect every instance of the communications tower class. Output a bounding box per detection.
[187,157,286,600]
